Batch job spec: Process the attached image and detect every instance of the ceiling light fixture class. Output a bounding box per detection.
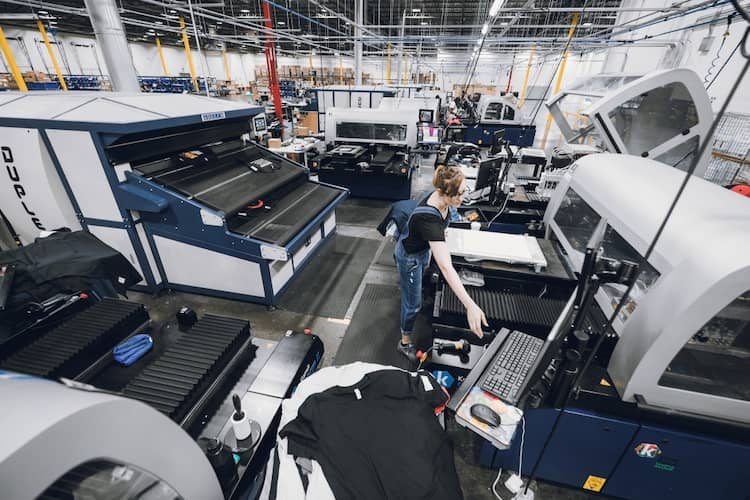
[476,38,482,45]
[481,23,488,35]
[412,8,421,12]
[500,22,508,26]
[421,21,428,25]
[488,0,506,17]
[169,9,177,14]
[581,22,592,27]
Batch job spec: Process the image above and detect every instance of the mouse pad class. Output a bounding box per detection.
[455,386,522,450]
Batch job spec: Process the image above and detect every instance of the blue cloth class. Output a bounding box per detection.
[113,333,153,366]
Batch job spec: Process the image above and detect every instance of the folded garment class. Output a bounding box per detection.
[113,333,153,366]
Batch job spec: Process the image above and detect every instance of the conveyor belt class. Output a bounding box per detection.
[0,299,148,379]
[122,314,250,424]
[227,182,341,245]
[439,285,566,330]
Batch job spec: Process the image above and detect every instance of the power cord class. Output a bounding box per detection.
[703,15,733,87]
[491,415,527,500]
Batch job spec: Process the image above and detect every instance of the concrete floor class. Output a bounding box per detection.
[131,156,602,500]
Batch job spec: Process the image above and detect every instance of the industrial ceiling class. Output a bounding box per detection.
[0,0,708,58]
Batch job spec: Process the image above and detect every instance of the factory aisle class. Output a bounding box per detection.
[130,157,598,499]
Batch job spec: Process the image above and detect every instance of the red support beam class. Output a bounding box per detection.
[263,0,284,126]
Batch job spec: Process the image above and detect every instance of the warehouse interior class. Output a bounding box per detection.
[0,1,749,499]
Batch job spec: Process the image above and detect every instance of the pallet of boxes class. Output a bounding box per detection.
[0,73,18,91]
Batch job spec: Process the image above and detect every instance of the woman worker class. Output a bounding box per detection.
[395,165,488,362]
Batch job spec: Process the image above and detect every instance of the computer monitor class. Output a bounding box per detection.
[418,109,434,123]
[419,125,441,144]
[253,116,267,133]
[475,157,502,191]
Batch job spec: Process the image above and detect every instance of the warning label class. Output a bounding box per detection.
[583,475,607,492]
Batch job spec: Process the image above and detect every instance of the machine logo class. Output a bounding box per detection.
[2,146,46,231]
[634,443,662,459]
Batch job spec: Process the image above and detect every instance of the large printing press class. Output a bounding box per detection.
[0,93,348,306]
[418,69,749,498]
[313,100,435,200]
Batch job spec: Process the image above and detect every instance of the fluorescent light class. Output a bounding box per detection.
[481,23,488,35]
[169,9,177,14]
[476,38,482,45]
[421,21,428,25]
[412,8,421,12]
[489,0,505,17]
[216,21,222,25]
[278,21,285,25]
[500,22,508,26]
[38,10,47,15]
[240,9,249,13]
[581,22,592,27]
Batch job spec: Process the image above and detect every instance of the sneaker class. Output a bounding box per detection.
[396,341,418,363]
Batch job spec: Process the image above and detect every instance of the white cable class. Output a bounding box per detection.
[518,416,526,480]
[492,463,504,500]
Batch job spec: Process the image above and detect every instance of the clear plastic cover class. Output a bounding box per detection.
[553,187,602,253]
[659,291,750,402]
[336,122,407,142]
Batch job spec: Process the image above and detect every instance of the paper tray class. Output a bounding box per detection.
[446,228,547,270]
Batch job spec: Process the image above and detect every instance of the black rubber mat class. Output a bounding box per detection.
[122,314,250,424]
[334,284,432,369]
[438,285,566,330]
[278,234,379,318]
[335,198,391,227]
[0,299,148,379]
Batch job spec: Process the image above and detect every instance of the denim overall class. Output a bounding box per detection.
[394,203,443,334]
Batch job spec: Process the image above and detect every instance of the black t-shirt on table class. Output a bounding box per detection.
[402,194,449,254]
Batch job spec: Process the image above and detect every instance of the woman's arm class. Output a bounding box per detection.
[429,240,488,337]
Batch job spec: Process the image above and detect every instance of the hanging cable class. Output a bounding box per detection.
[704,15,734,87]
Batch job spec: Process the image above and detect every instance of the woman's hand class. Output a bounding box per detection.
[466,301,488,338]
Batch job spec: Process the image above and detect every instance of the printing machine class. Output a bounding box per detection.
[0,291,324,500]
[462,93,536,147]
[0,93,347,306]
[439,155,750,499]
[315,106,416,200]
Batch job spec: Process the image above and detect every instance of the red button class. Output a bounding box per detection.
[303,328,312,335]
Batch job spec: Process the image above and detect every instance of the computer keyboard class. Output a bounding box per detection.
[480,330,544,403]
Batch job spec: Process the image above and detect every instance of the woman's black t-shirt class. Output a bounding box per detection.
[402,195,449,254]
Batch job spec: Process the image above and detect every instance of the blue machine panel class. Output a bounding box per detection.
[464,124,536,147]
[604,424,750,500]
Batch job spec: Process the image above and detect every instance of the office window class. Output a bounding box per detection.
[38,460,182,500]
[659,291,750,402]
[608,82,698,156]
[553,187,602,253]
[598,225,660,323]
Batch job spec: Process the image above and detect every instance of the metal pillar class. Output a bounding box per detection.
[179,17,199,92]
[156,37,168,76]
[222,47,231,81]
[518,44,535,108]
[396,10,405,85]
[0,26,27,91]
[541,13,579,149]
[263,0,284,126]
[83,0,140,92]
[37,20,67,90]
[354,0,363,85]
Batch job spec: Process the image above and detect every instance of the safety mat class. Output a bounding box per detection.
[333,284,432,369]
[278,234,379,318]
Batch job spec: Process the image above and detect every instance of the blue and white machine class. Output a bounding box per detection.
[0,92,347,305]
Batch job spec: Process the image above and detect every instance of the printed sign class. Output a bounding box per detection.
[201,111,226,122]
[635,443,662,459]
[432,370,456,389]
[582,475,606,492]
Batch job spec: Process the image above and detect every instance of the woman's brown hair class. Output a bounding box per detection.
[433,164,464,197]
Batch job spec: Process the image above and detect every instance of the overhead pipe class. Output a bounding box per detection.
[83,0,140,92]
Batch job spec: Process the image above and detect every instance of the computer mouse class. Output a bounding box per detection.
[470,403,502,428]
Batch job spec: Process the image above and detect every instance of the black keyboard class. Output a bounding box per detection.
[480,330,544,403]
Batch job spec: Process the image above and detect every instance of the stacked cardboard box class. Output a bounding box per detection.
[0,74,19,90]
[23,71,51,82]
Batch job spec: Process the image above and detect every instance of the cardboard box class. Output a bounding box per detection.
[268,138,282,149]
[295,126,309,137]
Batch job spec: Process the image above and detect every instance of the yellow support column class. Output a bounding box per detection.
[0,25,27,92]
[338,54,343,84]
[541,14,579,149]
[222,48,231,81]
[156,37,168,76]
[37,20,67,91]
[402,54,408,84]
[518,44,535,109]
[308,53,314,85]
[385,44,391,84]
[179,17,198,92]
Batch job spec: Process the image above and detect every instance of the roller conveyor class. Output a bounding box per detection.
[0,299,148,379]
[122,314,251,425]
[439,285,566,330]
